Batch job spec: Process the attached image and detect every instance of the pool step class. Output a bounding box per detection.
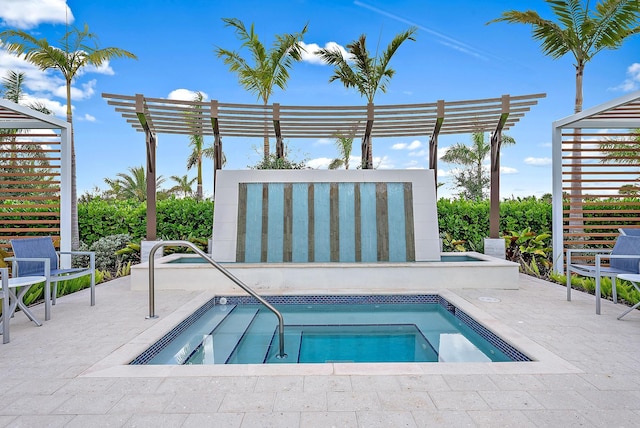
[226,311,279,364]
[148,304,236,365]
[205,307,260,364]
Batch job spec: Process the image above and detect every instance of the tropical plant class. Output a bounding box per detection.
[316,27,416,168]
[168,174,197,198]
[0,24,137,249]
[599,128,640,182]
[215,18,308,159]
[489,0,640,230]
[441,132,515,200]
[503,227,552,278]
[328,134,354,170]
[103,166,166,202]
[185,91,215,199]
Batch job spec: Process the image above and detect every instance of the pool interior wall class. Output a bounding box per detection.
[130,294,531,366]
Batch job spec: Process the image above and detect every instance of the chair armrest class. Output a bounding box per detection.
[3,257,51,276]
[595,254,640,272]
[566,248,612,257]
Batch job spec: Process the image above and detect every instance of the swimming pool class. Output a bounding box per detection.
[164,254,487,264]
[131,295,530,365]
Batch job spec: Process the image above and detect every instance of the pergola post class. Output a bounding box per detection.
[136,93,157,241]
[489,95,510,239]
[211,100,222,200]
[429,100,445,192]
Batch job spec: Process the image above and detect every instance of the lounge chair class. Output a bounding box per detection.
[6,237,95,321]
[567,234,640,314]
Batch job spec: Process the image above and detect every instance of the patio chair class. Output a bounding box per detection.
[6,237,95,321]
[619,228,640,237]
[1,268,9,343]
[567,234,640,315]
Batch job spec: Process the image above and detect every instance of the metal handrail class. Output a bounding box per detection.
[147,240,287,359]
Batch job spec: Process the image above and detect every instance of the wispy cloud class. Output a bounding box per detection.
[168,89,209,101]
[500,166,518,174]
[524,157,552,167]
[354,0,489,61]
[611,63,640,92]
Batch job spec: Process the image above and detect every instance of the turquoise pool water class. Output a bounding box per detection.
[132,295,527,365]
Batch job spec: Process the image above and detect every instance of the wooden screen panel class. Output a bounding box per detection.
[0,136,62,251]
[562,130,640,264]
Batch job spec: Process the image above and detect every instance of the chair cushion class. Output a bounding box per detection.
[11,237,59,276]
[610,235,640,274]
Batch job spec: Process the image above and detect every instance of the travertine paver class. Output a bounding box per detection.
[0,274,638,427]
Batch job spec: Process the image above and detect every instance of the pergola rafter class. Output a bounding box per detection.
[103,92,545,240]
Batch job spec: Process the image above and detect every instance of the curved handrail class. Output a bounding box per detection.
[147,240,287,359]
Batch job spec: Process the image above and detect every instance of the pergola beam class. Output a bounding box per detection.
[136,94,157,241]
[428,100,445,186]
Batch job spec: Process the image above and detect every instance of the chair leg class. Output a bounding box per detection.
[52,281,58,305]
[611,275,617,304]
[566,266,572,301]
[595,275,601,315]
[90,271,95,306]
[44,278,51,321]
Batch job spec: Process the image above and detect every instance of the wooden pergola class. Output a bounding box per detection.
[102,92,545,240]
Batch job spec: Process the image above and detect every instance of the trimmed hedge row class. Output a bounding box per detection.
[78,197,553,247]
[78,198,214,245]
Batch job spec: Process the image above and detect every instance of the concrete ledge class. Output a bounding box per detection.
[130,252,520,292]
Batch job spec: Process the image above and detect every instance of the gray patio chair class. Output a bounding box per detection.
[6,237,95,321]
[1,268,9,343]
[619,228,640,237]
[567,234,640,315]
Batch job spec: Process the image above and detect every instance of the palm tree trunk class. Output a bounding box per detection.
[569,63,584,238]
[66,79,79,250]
[197,155,203,200]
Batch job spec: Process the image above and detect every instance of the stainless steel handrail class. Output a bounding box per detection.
[147,240,287,359]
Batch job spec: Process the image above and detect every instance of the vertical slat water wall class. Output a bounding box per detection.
[235,182,415,263]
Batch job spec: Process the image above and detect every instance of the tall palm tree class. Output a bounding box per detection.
[215,18,308,159]
[185,92,216,200]
[0,24,137,249]
[316,27,417,168]
[328,134,354,170]
[168,174,197,199]
[489,0,640,231]
[441,132,515,201]
[104,166,165,202]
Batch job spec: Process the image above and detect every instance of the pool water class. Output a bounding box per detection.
[134,296,527,365]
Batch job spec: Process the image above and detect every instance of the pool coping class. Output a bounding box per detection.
[82,289,581,378]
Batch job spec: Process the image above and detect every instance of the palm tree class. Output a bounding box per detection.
[489,0,640,231]
[168,174,197,199]
[441,132,515,200]
[215,18,308,159]
[185,92,216,200]
[0,24,137,249]
[328,134,354,170]
[316,27,417,167]
[600,128,640,186]
[104,166,165,202]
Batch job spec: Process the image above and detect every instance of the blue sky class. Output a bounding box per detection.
[1,0,639,199]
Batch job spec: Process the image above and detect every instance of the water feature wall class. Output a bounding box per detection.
[235,182,415,263]
[212,170,441,263]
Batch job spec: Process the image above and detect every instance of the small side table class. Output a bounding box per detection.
[617,274,640,320]
[4,276,46,327]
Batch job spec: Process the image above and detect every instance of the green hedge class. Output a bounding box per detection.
[78,197,554,248]
[436,197,552,251]
[78,198,213,245]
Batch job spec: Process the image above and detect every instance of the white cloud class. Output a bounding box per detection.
[81,113,96,122]
[167,89,209,101]
[299,41,350,65]
[524,157,552,166]
[314,138,332,145]
[79,61,115,76]
[0,0,72,29]
[500,166,518,174]
[437,169,450,177]
[408,149,427,157]
[307,157,333,169]
[612,63,640,92]
[391,139,422,151]
[373,156,394,169]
